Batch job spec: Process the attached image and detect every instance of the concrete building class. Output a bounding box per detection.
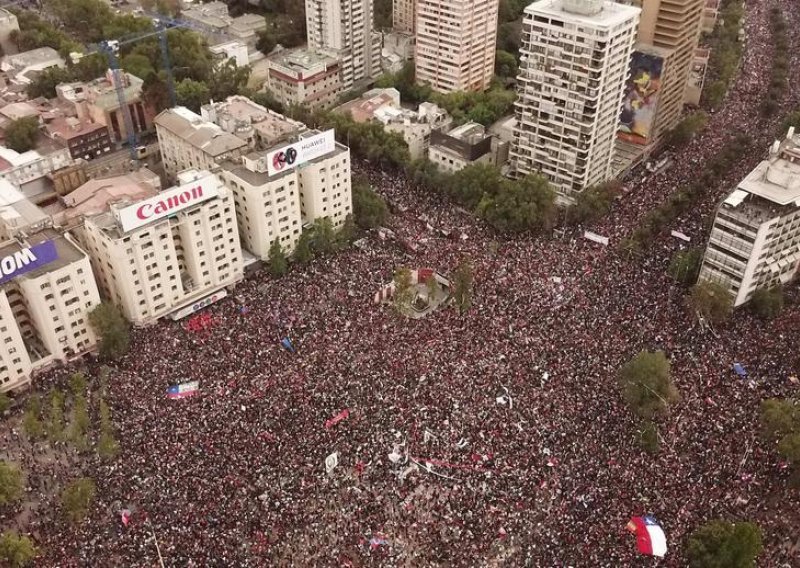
[393,0,417,33]
[200,96,306,150]
[220,129,352,258]
[685,46,710,106]
[55,71,153,146]
[69,169,243,325]
[0,8,19,56]
[181,2,267,48]
[0,47,65,85]
[154,106,248,180]
[415,0,499,93]
[374,102,451,159]
[335,88,401,123]
[265,49,344,111]
[305,0,381,89]
[0,185,101,392]
[0,145,73,192]
[429,122,498,174]
[698,129,800,307]
[620,0,704,143]
[512,0,640,198]
[702,0,720,34]
[210,40,250,67]
[45,116,113,161]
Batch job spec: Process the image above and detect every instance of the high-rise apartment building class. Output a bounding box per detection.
[511,0,640,198]
[415,0,499,93]
[618,0,704,144]
[698,129,800,307]
[305,0,381,89]
[394,0,417,33]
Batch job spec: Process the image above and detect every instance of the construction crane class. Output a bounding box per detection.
[75,15,211,162]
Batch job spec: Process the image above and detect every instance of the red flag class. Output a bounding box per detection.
[324,409,350,429]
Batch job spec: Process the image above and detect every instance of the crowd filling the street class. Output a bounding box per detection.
[2,0,800,566]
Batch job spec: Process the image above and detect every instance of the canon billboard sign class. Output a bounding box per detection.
[265,130,336,177]
[117,174,221,233]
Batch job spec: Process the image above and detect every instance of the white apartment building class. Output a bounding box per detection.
[265,49,344,111]
[415,0,499,93]
[393,0,417,33]
[0,146,73,191]
[0,230,101,392]
[305,0,381,89]
[512,0,640,198]
[220,130,353,259]
[698,129,800,307]
[376,103,452,159]
[155,107,248,180]
[72,170,243,325]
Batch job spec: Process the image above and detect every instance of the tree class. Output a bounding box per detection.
[352,180,388,229]
[97,398,119,461]
[311,217,336,255]
[666,111,709,147]
[495,49,518,78]
[207,59,251,102]
[0,461,23,506]
[69,372,87,396]
[393,267,415,312]
[22,396,43,440]
[425,274,442,299]
[69,393,90,451]
[45,389,66,442]
[760,398,800,478]
[374,0,392,28]
[690,281,733,324]
[142,72,172,115]
[0,391,10,414]
[618,351,679,419]
[452,258,474,315]
[4,117,40,153]
[687,520,763,568]
[639,420,659,454]
[446,163,504,209]
[0,531,38,568]
[61,477,97,523]
[293,230,313,264]
[749,286,783,320]
[121,53,156,81]
[256,29,277,56]
[268,239,288,277]
[569,181,620,225]
[668,248,703,285]
[476,175,557,233]
[175,78,211,112]
[337,214,357,247]
[89,303,130,360]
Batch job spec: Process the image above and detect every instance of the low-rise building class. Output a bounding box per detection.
[67,169,243,325]
[0,180,50,240]
[374,102,451,160]
[155,106,248,180]
[265,49,344,111]
[0,101,41,122]
[210,40,250,67]
[0,8,19,56]
[0,201,101,392]
[429,122,500,174]
[200,95,306,150]
[702,0,720,34]
[0,145,73,192]
[45,116,113,161]
[698,129,800,306]
[220,129,352,258]
[335,88,401,123]
[0,47,65,85]
[182,1,266,48]
[685,47,710,106]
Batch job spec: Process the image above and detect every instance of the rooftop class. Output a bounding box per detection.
[0,178,49,232]
[155,106,248,157]
[0,229,84,288]
[201,96,305,147]
[46,116,107,141]
[1,47,63,70]
[736,131,800,206]
[336,88,401,123]
[526,0,641,27]
[447,122,490,144]
[0,101,40,121]
[270,48,338,71]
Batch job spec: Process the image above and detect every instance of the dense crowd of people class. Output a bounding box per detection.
[2,0,800,566]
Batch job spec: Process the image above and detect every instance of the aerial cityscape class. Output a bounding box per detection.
[0,0,798,565]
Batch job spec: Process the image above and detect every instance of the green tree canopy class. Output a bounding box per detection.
[476,175,557,233]
[0,461,23,506]
[142,72,172,115]
[749,286,783,320]
[176,78,211,112]
[619,350,679,419]
[0,531,38,568]
[207,59,251,102]
[666,111,709,147]
[495,49,518,78]
[452,258,474,315]
[88,303,130,360]
[4,117,40,153]
[0,391,10,414]
[570,181,620,225]
[61,477,97,523]
[393,267,415,311]
[760,398,800,477]
[690,281,734,324]
[268,239,288,277]
[293,230,313,264]
[687,520,762,568]
[668,248,703,285]
[445,163,504,210]
[311,217,336,255]
[352,180,389,229]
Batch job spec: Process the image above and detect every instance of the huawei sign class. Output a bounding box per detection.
[117,174,221,233]
[265,130,336,176]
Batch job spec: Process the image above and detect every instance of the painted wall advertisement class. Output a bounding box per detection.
[266,130,336,177]
[0,240,59,285]
[618,51,664,146]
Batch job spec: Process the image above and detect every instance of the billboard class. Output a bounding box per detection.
[266,130,336,177]
[169,289,228,320]
[117,174,220,233]
[0,240,59,285]
[618,51,664,146]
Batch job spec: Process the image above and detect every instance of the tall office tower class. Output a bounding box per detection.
[511,0,640,198]
[393,0,417,33]
[618,0,704,145]
[305,0,381,90]
[415,0,499,93]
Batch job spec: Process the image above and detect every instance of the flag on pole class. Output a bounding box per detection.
[166,381,199,399]
[626,516,667,557]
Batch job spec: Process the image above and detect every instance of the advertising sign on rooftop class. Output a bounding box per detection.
[265,130,336,177]
[0,240,59,285]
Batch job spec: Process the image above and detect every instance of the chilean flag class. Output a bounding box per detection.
[626,516,667,557]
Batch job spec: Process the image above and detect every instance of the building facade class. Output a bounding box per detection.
[393,0,417,33]
[698,129,800,307]
[155,106,248,180]
[305,0,381,89]
[429,122,495,173]
[0,230,101,392]
[45,117,113,161]
[74,170,243,325]
[512,0,640,198]
[415,0,499,93]
[265,49,344,110]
